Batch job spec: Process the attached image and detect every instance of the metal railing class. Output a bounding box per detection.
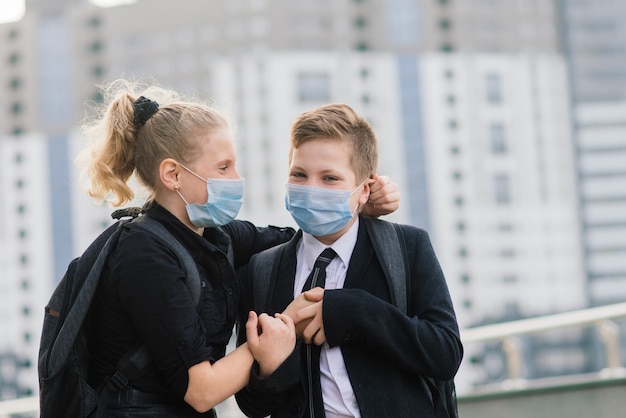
[3,303,626,416]
[461,302,626,391]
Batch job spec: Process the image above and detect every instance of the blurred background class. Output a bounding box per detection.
[0,0,625,416]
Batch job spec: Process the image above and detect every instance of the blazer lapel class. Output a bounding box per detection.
[344,218,374,289]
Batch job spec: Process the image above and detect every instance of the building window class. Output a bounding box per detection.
[88,16,102,28]
[297,72,330,103]
[461,273,470,283]
[10,102,23,115]
[494,173,510,204]
[15,178,25,189]
[439,18,451,30]
[485,73,503,103]
[449,119,458,130]
[497,223,513,232]
[454,196,464,206]
[89,40,103,53]
[500,248,516,258]
[8,29,19,40]
[355,41,369,51]
[92,65,104,77]
[457,221,466,232]
[502,274,517,283]
[8,52,20,65]
[360,68,369,79]
[447,94,456,105]
[441,43,454,53]
[9,77,21,90]
[12,126,24,136]
[354,16,367,29]
[490,123,507,154]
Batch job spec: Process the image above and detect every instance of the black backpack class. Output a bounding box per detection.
[38,208,201,418]
[250,217,459,418]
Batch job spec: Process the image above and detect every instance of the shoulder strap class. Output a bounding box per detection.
[366,218,456,418]
[250,244,286,312]
[129,216,202,305]
[47,220,129,373]
[96,213,202,417]
[363,217,408,314]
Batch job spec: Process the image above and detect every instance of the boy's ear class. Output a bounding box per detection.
[160,158,181,191]
[358,179,371,206]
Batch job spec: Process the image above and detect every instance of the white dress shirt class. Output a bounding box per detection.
[294,218,361,418]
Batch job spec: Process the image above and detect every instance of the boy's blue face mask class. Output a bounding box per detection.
[176,164,244,228]
[285,182,364,236]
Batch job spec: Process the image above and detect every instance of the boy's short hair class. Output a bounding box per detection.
[289,103,378,182]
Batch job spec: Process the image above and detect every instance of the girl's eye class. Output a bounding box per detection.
[290,172,306,178]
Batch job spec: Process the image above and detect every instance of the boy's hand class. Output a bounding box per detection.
[246,311,296,377]
[294,299,326,346]
[283,288,325,337]
[362,174,400,217]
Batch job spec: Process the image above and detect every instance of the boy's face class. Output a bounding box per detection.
[288,138,370,239]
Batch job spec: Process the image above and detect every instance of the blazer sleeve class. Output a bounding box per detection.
[322,225,463,380]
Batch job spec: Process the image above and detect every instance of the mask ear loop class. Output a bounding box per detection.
[349,180,369,215]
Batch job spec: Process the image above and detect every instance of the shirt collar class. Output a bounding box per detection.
[300,217,359,270]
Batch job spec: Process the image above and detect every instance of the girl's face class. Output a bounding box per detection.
[178,127,240,205]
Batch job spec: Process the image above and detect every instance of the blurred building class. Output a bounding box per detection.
[557,0,626,308]
[0,0,609,397]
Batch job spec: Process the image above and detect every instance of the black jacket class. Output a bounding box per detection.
[236,216,463,418]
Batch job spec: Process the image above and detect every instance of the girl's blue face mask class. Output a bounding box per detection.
[285,182,364,236]
[176,164,244,228]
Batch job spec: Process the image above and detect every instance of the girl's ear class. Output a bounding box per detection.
[160,158,181,191]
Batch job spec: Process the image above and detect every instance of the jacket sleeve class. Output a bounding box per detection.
[224,220,295,269]
[323,226,463,381]
[234,256,302,417]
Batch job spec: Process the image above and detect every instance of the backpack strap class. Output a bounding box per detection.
[250,244,287,312]
[96,214,202,417]
[363,217,408,314]
[130,216,202,305]
[364,217,456,418]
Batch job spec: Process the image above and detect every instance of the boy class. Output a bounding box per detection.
[236,104,463,418]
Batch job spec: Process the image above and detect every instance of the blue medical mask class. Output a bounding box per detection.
[176,164,244,228]
[285,182,364,236]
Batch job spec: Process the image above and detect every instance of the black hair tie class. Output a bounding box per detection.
[133,96,159,126]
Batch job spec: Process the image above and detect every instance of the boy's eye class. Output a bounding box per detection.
[323,176,339,182]
[290,172,306,178]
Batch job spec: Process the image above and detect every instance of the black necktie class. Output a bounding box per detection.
[301,247,337,292]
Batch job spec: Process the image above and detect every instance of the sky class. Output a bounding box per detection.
[0,0,135,24]
[0,0,24,24]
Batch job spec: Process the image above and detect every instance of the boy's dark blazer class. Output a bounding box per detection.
[236,215,463,418]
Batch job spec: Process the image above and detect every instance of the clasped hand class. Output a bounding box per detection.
[282,287,326,346]
[245,311,295,378]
